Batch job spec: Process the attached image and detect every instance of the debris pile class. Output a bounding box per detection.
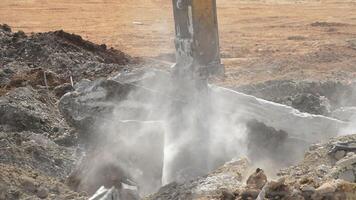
[0,24,133,199]
[147,134,356,200]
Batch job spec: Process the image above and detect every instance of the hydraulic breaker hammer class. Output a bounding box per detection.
[172,0,224,80]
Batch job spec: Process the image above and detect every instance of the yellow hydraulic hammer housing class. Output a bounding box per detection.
[172,0,224,80]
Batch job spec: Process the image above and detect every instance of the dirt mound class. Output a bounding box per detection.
[0,24,132,82]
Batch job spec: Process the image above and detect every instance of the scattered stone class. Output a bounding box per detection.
[246,168,267,189]
[334,150,346,160]
[335,153,356,169]
[21,176,37,193]
[316,181,337,195]
[291,93,331,115]
[338,170,355,182]
[300,184,316,199]
[240,187,260,199]
[0,182,8,200]
[37,187,49,199]
[219,189,235,200]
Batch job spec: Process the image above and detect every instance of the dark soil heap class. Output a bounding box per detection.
[0,24,132,87]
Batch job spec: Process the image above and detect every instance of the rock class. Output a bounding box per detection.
[246,120,309,167]
[338,170,355,182]
[211,85,347,143]
[37,187,49,199]
[335,153,356,169]
[300,184,316,199]
[291,93,331,115]
[264,177,290,199]
[336,180,356,198]
[0,182,8,200]
[5,189,20,200]
[147,158,248,200]
[240,188,260,199]
[334,150,346,160]
[246,168,267,189]
[59,69,171,138]
[220,189,235,200]
[316,181,337,195]
[54,83,73,98]
[289,189,304,200]
[58,79,136,135]
[53,132,78,147]
[0,68,14,86]
[21,176,37,193]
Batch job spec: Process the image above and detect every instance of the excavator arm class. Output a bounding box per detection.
[172,0,224,79]
[164,0,224,184]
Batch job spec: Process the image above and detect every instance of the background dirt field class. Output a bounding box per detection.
[1,0,356,86]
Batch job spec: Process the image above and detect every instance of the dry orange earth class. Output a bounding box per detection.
[1,0,356,86]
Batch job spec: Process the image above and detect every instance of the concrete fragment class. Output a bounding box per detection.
[338,170,355,182]
[264,177,290,199]
[210,85,348,143]
[334,150,346,160]
[37,187,49,199]
[316,181,337,194]
[240,188,260,199]
[20,177,37,193]
[246,168,267,189]
[0,182,8,200]
[335,153,356,169]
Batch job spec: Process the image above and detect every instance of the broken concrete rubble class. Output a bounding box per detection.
[58,69,350,194]
[145,158,249,200]
[211,85,348,143]
[246,168,267,190]
[148,134,356,200]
